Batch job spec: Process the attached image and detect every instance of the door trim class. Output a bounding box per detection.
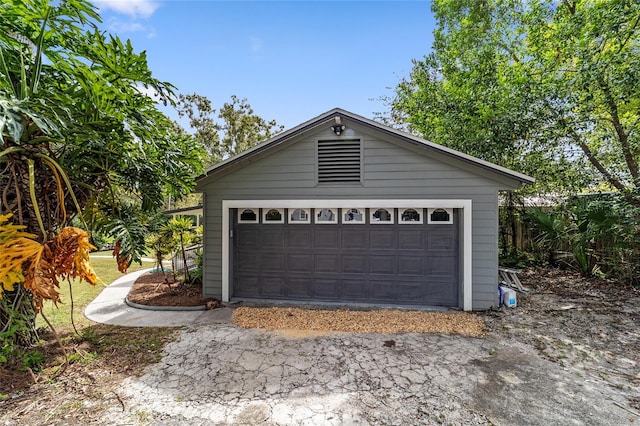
[222,199,473,310]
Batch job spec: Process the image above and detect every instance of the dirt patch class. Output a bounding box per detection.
[481,267,640,410]
[126,272,218,307]
[0,324,177,425]
[232,306,486,336]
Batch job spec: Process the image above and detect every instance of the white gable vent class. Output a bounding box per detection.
[317,139,361,183]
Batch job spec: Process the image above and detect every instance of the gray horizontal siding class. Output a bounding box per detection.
[200,129,503,309]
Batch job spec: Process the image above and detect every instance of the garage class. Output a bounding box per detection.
[196,108,534,310]
[232,207,458,306]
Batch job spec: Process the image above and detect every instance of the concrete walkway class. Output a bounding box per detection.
[84,269,232,327]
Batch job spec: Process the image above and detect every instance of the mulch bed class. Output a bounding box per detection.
[233,306,486,336]
[127,272,212,307]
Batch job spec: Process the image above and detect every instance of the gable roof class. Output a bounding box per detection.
[196,107,535,188]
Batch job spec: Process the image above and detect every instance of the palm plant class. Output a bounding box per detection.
[527,208,573,266]
[161,218,197,283]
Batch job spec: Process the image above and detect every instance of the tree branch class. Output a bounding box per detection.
[597,75,639,182]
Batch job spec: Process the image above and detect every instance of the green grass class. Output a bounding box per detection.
[36,252,154,332]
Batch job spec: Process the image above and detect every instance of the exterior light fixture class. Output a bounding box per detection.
[332,116,345,135]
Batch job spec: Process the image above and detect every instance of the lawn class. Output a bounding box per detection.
[36,252,155,332]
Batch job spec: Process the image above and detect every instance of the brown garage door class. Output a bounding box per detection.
[232,208,458,306]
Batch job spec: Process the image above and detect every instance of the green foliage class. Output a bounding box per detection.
[146,231,173,273]
[177,94,284,166]
[21,349,45,372]
[0,0,205,233]
[527,208,574,266]
[0,0,204,350]
[67,349,98,365]
[526,195,640,282]
[386,0,640,203]
[78,325,101,346]
[187,251,204,286]
[161,217,197,281]
[100,204,150,271]
[0,326,17,364]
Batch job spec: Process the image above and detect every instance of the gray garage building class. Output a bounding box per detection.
[195,108,534,310]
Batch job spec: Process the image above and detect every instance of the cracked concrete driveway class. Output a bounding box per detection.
[107,323,630,425]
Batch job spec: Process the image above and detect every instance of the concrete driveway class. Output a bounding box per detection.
[107,322,629,425]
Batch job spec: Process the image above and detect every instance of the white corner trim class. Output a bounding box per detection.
[221,199,473,310]
[462,200,472,311]
[222,204,230,302]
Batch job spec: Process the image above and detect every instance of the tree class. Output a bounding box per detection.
[177,94,284,166]
[0,0,204,348]
[387,0,639,205]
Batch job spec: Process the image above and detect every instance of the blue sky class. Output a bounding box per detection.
[93,0,435,130]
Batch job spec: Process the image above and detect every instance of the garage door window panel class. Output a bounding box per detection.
[400,208,423,224]
[263,208,284,223]
[371,208,393,224]
[239,208,259,223]
[315,208,337,224]
[289,208,310,224]
[343,208,365,224]
[428,208,453,224]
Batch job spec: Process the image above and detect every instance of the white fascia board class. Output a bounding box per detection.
[223,199,469,209]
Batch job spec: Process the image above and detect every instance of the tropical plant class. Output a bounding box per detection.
[0,0,204,352]
[0,214,97,345]
[160,217,198,283]
[145,232,173,276]
[527,194,639,282]
[527,208,574,266]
